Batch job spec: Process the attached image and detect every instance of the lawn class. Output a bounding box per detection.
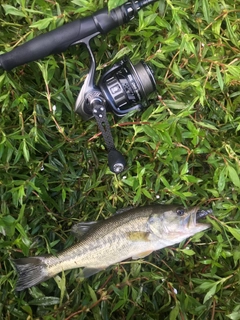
[0,0,240,319]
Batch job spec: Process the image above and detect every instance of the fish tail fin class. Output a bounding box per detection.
[13,257,50,291]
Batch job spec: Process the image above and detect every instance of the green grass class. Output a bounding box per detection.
[0,0,240,319]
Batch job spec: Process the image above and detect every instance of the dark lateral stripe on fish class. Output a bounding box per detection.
[13,257,50,291]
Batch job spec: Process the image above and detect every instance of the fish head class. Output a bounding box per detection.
[147,205,212,243]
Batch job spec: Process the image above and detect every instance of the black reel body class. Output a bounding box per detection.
[99,57,156,116]
[75,55,156,120]
[75,51,156,174]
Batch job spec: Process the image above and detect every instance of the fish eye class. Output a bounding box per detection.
[176,208,185,216]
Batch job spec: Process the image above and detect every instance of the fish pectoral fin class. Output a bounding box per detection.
[71,221,98,238]
[132,250,153,260]
[127,231,151,242]
[78,267,106,279]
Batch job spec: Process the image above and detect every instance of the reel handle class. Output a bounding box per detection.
[108,149,127,174]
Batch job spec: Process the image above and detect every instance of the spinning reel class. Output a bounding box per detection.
[75,44,156,173]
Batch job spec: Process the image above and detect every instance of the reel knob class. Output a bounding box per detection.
[108,149,126,174]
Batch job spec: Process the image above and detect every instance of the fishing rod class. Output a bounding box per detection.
[0,0,159,173]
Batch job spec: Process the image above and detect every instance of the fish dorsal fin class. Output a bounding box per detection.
[71,221,98,238]
[78,267,106,279]
[72,206,135,238]
[72,207,134,237]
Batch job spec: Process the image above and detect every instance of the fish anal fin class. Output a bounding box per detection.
[127,231,150,242]
[78,267,106,279]
[132,250,153,260]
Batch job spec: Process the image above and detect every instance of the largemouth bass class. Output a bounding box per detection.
[13,205,212,291]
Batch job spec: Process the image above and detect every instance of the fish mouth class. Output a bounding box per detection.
[196,208,213,220]
[186,207,212,231]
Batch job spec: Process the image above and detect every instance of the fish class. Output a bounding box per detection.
[13,205,212,291]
